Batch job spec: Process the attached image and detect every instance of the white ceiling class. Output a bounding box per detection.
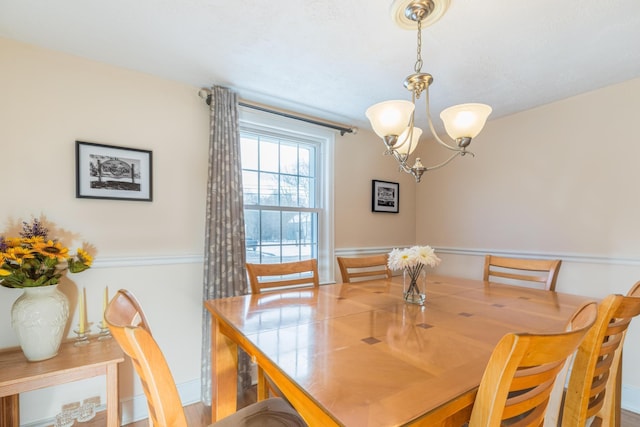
[2,0,640,131]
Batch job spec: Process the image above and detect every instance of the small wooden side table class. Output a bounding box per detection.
[0,338,124,427]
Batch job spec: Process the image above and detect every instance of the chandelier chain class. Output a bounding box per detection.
[414,18,423,73]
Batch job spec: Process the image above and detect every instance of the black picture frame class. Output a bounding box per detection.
[76,141,153,201]
[372,180,399,213]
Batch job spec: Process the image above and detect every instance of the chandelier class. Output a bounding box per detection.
[366,0,492,182]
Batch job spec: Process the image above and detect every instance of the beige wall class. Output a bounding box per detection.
[416,77,640,411]
[334,129,417,250]
[0,37,210,423]
[419,78,640,256]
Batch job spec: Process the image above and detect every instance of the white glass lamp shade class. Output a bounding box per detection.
[439,103,492,139]
[365,100,414,138]
[394,127,423,155]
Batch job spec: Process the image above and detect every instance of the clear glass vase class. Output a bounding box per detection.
[403,268,426,305]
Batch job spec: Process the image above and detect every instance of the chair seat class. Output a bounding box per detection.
[212,397,306,427]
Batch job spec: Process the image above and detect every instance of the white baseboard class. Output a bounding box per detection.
[623,384,640,414]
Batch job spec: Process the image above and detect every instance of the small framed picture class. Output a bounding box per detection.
[76,141,153,201]
[372,180,399,213]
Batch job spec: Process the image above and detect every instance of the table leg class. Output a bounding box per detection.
[105,363,120,427]
[257,367,269,401]
[211,317,238,422]
[0,395,19,427]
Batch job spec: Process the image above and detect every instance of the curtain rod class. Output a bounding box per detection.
[198,88,356,136]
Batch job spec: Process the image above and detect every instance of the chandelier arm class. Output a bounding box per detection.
[392,103,417,153]
[421,150,468,172]
[424,89,463,152]
[391,150,413,173]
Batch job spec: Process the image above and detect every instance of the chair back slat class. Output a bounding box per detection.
[483,255,562,291]
[337,254,392,283]
[246,259,319,294]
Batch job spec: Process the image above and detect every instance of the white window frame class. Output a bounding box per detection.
[239,106,335,283]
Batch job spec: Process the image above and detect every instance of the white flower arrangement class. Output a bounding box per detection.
[388,245,441,272]
[388,245,441,303]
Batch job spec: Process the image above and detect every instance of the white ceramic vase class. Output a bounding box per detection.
[11,285,69,361]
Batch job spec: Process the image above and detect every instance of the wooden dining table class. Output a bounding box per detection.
[204,275,594,426]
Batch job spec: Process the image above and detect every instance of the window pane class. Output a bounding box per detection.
[299,147,312,177]
[260,210,280,245]
[243,171,258,205]
[261,244,282,263]
[245,209,260,241]
[282,244,307,262]
[259,138,279,173]
[241,135,258,170]
[280,174,298,207]
[300,212,313,245]
[280,143,298,175]
[244,209,260,262]
[282,212,299,245]
[259,172,279,205]
[299,177,311,208]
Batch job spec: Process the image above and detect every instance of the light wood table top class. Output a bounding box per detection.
[205,275,595,426]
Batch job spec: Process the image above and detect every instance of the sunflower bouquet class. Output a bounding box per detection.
[0,218,92,288]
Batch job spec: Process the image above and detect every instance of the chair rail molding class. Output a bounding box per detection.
[95,249,640,270]
[336,246,640,267]
[433,246,640,267]
[91,254,204,268]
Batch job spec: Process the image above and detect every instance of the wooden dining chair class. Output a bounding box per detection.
[105,289,307,427]
[245,259,319,400]
[468,301,597,427]
[337,254,392,283]
[483,255,562,291]
[246,259,319,294]
[561,281,640,427]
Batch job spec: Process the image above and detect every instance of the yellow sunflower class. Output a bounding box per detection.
[32,240,69,261]
[4,237,23,248]
[22,236,45,246]
[76,248,93,267]
[5,247,35,265]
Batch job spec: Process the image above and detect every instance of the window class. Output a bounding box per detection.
[240,107,334,283]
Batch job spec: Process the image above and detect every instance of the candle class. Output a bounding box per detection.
[102,286,109,329]
[78,287,86,334]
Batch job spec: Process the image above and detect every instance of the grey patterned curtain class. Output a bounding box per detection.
[201,86,251,405]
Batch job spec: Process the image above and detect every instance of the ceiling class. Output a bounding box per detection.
[2,0,640,132]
